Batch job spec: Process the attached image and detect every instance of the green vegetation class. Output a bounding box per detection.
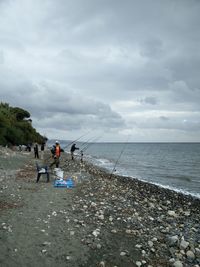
[0,102,47,146]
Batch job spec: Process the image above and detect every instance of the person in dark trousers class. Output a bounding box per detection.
[41,142,45,160]
[80,150,84,163]
[34,143,39,158]
[70,143,79,160]
[50,141,62,168]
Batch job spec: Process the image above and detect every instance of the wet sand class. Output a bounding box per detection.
[0,148,199,267]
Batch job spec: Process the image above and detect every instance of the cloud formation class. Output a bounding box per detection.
[0,0,200,142]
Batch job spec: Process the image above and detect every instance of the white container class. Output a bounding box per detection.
[55,168,64,179]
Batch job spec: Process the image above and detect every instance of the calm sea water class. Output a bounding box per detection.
[49,141,200,199]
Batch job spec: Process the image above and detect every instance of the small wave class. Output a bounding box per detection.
[163,175,192,182]
[122,174,200,199]
[89,160,200,199]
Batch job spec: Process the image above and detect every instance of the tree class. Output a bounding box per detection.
[11,107,30,121]
[0,102,47,146]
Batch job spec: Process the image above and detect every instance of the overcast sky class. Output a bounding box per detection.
[0,0,200,142]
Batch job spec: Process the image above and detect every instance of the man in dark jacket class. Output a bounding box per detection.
[70,143,79,160]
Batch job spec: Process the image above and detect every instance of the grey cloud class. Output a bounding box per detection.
[139,96,158,105]
[159,116,169,121]
[0,0,200,141]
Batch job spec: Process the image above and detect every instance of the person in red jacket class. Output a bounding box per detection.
[50,141,62,168]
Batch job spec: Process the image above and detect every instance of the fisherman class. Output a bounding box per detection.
[80,150,83,163]
[34,143,39,159]
[70,143,79,160]
[50,141,62,168]
[40,142,45,160]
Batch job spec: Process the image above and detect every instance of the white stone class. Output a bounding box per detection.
[180,239,189,250]
[173,261,183,267]
[135,244,142,249]
[148,241,154,247]
[99,215,104,220]
[99,261,105,267]
[96,244,102,249]
[92,230,100,237]
[168,210,177,217]
[186,250,195,259]
[120,251,126,256]
[109,216,113,222]
[136,261,142,267]
[70,231,75,236]
[184,211,190,216]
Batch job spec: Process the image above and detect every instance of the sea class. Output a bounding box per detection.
[48,141,200,199]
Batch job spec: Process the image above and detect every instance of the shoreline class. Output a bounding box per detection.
[80,155,200,203]
[0,148,200,266]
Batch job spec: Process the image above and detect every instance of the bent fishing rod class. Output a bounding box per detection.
[78,135,97,150]
[109,138,129,179]
[80,135,103,153]
[63,130,92,150]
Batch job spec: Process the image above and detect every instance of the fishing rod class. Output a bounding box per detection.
[78,134,103,163]
[63,130,92,150]
[78,135,97,150]
[109,138,129,179]
[80,135,102,152]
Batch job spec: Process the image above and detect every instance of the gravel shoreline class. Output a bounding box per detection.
[0,148,200,267]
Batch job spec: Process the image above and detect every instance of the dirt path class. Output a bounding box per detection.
[0,152,90,267]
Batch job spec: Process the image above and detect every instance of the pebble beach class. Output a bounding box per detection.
[0,147,200,267]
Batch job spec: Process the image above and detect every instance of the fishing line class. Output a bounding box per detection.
[109,137,130,179]
[80,135,103,152]
[63,130,92,150]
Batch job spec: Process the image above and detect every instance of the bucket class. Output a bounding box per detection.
[55,168,64,179]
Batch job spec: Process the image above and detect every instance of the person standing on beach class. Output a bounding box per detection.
[70,143,79,160]
[50,141,62,168]
[80,150,84,163]
[40,142,45,160]
[34,143,39,159]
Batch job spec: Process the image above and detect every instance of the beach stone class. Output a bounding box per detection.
[148,241,154,247]
[92,229,100,237]
[98,215,104,220]
[168,235,179,246]
[195,248,200,257]
[99,261,105,267]
[186,250,195,260]
[168,210,177,217]
[135,244,142,249]
[70,231,75,236]
[96,244,102,249]
[180,239,189,250]
[136,261,142,267]
[91,202,96,207]
[173,260,183,267]
[42,242,51,246]
[169,258,175,263]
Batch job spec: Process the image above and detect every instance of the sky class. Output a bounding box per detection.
[0,0,200,142]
